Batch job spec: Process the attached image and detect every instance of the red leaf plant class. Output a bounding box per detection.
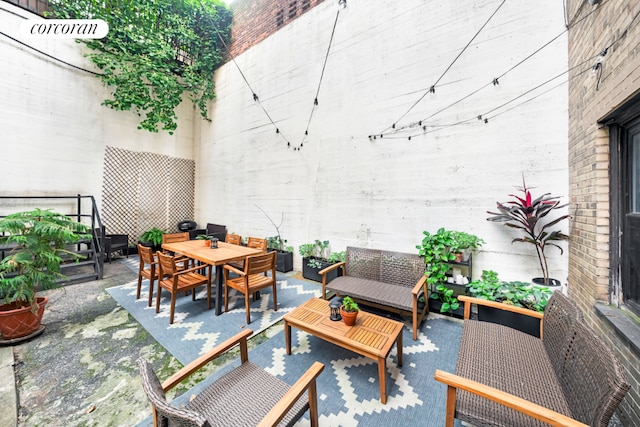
[487,177,570,285]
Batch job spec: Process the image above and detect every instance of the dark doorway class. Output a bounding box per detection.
[622,120,640,315]
[606,93,640,317]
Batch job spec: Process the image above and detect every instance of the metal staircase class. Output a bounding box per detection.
[0,195,106,285]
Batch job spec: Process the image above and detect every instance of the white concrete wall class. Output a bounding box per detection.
[0,2,196,215]
[196,0,570,282]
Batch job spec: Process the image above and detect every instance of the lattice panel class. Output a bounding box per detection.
[102,147,195,245]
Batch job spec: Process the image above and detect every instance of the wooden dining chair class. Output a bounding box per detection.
[162,232,193,268]
[247,237,268,251]
[223,251,277,324]
[225,233,242,245]
[156,252,211,325]
[228,236,268,271]
[137,244,159,307]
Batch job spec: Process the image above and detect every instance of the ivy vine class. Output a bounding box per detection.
[49,0,232,134]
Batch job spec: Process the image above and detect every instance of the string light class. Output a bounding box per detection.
[371,0,612,139]
[377,0,506,136]
[371,1,637,142]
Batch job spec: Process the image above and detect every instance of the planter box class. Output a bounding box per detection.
[477,304,541,337]
[272,250,293,273]
[427,282,467,318]
[302,257,342,283]
[428,297,465,319]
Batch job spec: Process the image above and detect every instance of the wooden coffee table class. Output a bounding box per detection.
[283,298,404,404]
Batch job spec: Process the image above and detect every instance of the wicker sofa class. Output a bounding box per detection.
[319,246,427,340]
[434,292,630,427]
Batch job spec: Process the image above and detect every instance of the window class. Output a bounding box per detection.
[606,95,640,316]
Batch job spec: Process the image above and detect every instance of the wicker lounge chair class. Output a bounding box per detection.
[138,329,324,427]
[435,292,630,427]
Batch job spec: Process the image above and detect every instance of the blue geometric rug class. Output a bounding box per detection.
[140,316,463,427]
[108,259,321,364]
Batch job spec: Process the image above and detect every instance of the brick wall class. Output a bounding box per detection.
[228,0,327,58]
[567,0,640,424]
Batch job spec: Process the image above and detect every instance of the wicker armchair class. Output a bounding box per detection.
[138,329,324,427]
[435,292,630,427]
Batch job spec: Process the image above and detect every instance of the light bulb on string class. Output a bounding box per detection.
[338,0,347,10]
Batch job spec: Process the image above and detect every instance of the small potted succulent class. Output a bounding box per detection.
[340,296,359,326]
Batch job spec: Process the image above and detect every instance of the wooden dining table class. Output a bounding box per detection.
[161,240,264,315]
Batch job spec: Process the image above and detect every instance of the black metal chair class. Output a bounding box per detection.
[206,223,227,242]
[95,226,129,263]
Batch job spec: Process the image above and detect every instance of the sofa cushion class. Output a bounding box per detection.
[455,320,571,427]
[326,276,414,311]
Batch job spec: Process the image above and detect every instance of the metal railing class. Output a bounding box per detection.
[0,194,104,280]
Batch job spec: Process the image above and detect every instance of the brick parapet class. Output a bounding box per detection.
[228,0,327,58]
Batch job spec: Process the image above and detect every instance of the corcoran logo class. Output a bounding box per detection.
[19,19,109,39]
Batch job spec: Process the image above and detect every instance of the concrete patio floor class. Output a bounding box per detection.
[2,259,279,427]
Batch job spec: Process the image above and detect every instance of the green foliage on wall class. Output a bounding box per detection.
[49,0,232,134]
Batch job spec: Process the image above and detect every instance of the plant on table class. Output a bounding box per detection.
[0,209,89,339]
[341,296,359,312]
[340,295,359,326]
[487,176,570,286]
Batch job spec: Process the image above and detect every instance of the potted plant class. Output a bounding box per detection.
[450,231,484,262]
[340,295,359,326]
[298,240,343,282]
[255,206,294,272]
[0,209,88,341]
[267,235,294,273]
[417,228,467,316]
[139,227,165,252]
[487,176,570,288]
[466,270,553,337]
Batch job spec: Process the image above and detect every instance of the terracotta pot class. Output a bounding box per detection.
[0,296,48,339]
[340,306,358,326]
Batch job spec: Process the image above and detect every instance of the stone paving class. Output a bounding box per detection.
[5,260,277,427]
